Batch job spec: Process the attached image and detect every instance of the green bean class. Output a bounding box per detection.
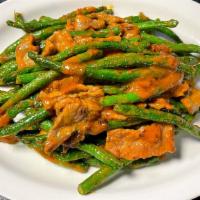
[179,56,199,65]
[154,27,182,43]
[0,70,60,113]
[39,120,53,131]
[54,150,91,162]
[0,41,20,56]
[39,16,55,23]
[0,52,15,65]
[0,75,16,86]
[178,63,200,80]
[78,157,132,195]
[0,24,65,58]
[78,164,116,195]
[16,71,47,84]
[86,66,169,83]
[142,32,200,53]
[128,157,160,169]
[0,87,20,105]
[0,60,17,76]
[28,49,103,74]
[170,99,188,114]
[7,18,66,32]
[177,56,200,79]
[0,60,17,85]
[86,53,177,69]
[86,68,141,83]
[69,27,121,38]
[169,99,194,122]
[60,6,108,20]
[29,52,176,77]
[33,24,65,40]
[78,144,123,169]
[101,93,141,106]
[85,158,104,168]
[108,119,144,129]
[137,19,178,30]
[7,99,33,119]
[167,43,200,53]
[114,104,200,139]
[24,107,38,116]
[78,154,166,194]
[126,17,178,30]
[17,65,44,74]
[124,15,149,23]
[126,15,182,43]
[0,99,34,127]
[20,134,47,149]
[65,49,103,63]
[101,70,182,106]
[0,109,49,137]
[14,12,25,29]
[103,85,123,95]
[27,52,61,71]
[50,40,150,62]
[7,6,108,32]
[20,133,89,172]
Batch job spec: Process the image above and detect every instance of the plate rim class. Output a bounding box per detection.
[0,0,200,200]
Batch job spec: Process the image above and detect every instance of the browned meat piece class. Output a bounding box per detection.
[149,98,173,110]
[101,108,127,121]
[44,95,103,153]
[0,136,19,144]
[42,29,74,56]
[73,36,93,44]
[126,72,183,99]
[151,44,171,54]
[120,23,140,38]
[88,119,107,135]
[37,77,85,110]
[74,15,92,30]
[105,123,175,160]
[90,18,106,30]
[89,13,124,24]
[45,121,88,153]
[152,55,179,69]
[169,81,190,97]
[16,34,39,69]
[181,88,200,114]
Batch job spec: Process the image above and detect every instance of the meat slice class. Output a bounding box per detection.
[181,88,200,114]
[74,15,92,30]
[105,123,175,160]
[44,97,102,153]
[101,108,127,121]
[88,119,107,135]
[151,44,171,54]
[149,98,173,110]
[42,29,74,56]
[126,72,183,100]
[0,136,19,144]
[45,125,76,153]
[16,34,39,69]
[169,81,189,97]
[37,77,85,110]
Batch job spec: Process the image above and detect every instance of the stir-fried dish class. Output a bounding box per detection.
[0,6,200,194]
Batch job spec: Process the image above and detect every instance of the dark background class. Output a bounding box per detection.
[0,0,200,199]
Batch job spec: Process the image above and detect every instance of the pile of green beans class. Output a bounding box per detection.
[0,5,200,195]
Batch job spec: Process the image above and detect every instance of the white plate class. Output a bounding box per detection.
[0,0,200,199]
